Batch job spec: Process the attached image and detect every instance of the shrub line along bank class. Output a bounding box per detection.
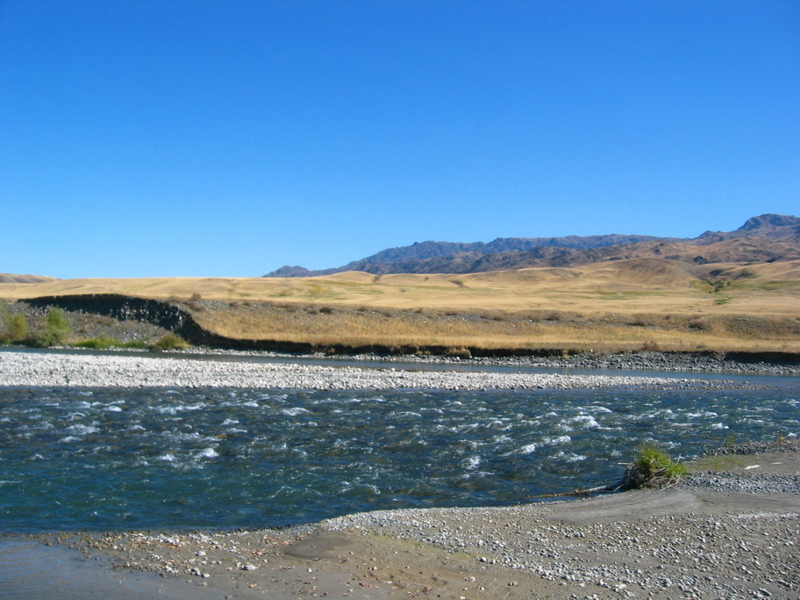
[11,293,800,366]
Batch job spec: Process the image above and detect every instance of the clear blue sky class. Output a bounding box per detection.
[1,1,798,278]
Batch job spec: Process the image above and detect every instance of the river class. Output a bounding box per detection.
[1,364,797,531]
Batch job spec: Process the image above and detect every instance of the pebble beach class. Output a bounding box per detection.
[0,349,758,390]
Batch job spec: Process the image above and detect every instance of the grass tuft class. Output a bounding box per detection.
[622,443,687,490]
[149,334,189,351]
[73,337,148,350]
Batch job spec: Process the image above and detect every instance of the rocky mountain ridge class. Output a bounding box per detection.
[266,213,800,277]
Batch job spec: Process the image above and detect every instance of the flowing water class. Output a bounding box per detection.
[1,375,798,532]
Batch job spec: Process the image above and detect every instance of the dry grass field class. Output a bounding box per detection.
[2,258,799,353]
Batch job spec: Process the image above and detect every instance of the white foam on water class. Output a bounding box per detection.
[686,411,719,418]
[712,422,729,429]
[545,435,572,446]
[158,453,176,462]
[556,451,587,462]
[464,455,481,470]
[156,403,204,414]
[164,431,202,441]
[492,434,513,445]
[65,424,99,435]
[282,407,310,416]
[571,415,601,428]
[196,448,219,459]
[514,443,539,455]
[653,409,676,417]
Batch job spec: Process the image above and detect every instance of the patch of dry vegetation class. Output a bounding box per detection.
[181,300,800,353]
[2,258,799,353]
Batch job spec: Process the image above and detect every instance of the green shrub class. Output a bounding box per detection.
[149,334,189,351]
[622,443,687,489]
[6,313,29,342]
[34,308,71,347]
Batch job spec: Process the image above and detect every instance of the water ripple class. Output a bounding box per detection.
[0,385,797,531]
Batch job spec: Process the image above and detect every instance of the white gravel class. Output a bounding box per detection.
[0,349,728,390]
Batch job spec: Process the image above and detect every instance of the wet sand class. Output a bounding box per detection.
[5,450,797,600]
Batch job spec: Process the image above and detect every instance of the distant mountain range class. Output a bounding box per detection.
[265,213,800,277]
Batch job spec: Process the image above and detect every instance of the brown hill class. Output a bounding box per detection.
[0,273,57,284]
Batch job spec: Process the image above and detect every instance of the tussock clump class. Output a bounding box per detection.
[149,334,189,351]
[621,443,687,490]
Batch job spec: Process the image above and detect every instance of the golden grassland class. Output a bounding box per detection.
[2,258,799,353]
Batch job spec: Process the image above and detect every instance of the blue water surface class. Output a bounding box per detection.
[1,381,798,532]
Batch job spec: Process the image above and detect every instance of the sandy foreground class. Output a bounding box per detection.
[0,451,794,600]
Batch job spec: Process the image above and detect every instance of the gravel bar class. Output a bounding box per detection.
[0,349,742,390]
[46,459,799,600]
